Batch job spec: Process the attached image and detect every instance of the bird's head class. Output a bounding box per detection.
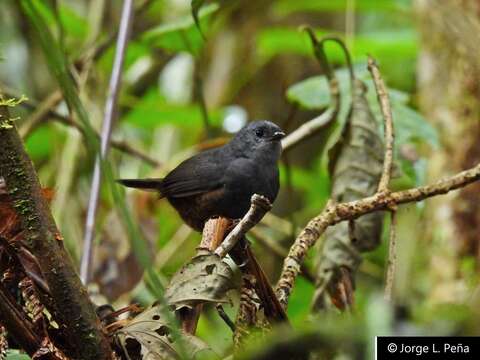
[229,120,285,160]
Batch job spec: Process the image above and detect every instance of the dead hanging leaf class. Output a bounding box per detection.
[115,305,217,360]
[313,79,384,311]
[165,250,234,311]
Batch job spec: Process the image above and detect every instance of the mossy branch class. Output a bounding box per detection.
[0,103,113,359]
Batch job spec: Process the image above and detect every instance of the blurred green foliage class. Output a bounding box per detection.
[2,0,479,359]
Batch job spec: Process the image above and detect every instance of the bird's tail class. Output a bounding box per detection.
[230,237,289,323]
[116,178,164,194]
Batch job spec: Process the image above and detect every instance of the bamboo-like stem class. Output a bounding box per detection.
[81,0,134,284]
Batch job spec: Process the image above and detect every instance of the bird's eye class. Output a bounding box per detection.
[255,128,264,138]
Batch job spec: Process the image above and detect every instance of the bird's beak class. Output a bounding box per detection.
[270,131,286,141]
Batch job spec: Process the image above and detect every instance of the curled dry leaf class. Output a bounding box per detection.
[115,305,217,360]
[165,249,235,311]
[313,79,384,311]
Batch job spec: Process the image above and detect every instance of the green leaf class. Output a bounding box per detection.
[257,27,417,64]
[25,126,62,162]
[6,353,31,360]
[272,0,408,16]
[20,0,97,151]
[142,3,219,54]
[286,67,438,149]
[122,89,223,131]
[21,0,162,296]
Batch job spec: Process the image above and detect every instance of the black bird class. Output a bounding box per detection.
[118,120,287,322]
[118,120,285,231]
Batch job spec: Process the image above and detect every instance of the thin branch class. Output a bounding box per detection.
[282,33,357,151]
[215,194,272,258]
[368,56,394,193]
[216,304,236,332]
[281,102,338,151]
[0,283,41,357]
[276,162,480,308]
[19,91,63,138]
[384,211,397,302]
[81,0,135,284]
[368,55,397,302]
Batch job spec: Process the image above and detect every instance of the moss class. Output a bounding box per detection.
[0,94,28,107]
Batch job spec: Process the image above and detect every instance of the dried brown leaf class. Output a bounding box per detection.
[314,79,384,311]
[115,305,217,360]
[165,250,234,310]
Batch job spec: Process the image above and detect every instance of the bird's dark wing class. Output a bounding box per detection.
[161,149,227,198]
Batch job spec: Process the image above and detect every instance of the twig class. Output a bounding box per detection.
[384,211,397,302]
[81,0,135,284]
[282,32,356,152]
[19,91,63,138]
[0,283,41,357]
[216,304,236,332]
[368,56,394,193]
[276,162,480,308]
[368,55,398,302]
[281,30,341,152]
[281,103,338,151]
[215,195,272,258]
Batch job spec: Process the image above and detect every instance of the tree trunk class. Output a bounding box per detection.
[0,101,112,359]
[416,0,480,301]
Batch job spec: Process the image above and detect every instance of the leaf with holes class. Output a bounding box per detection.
[165,250,235,310]
[115,305,217,360]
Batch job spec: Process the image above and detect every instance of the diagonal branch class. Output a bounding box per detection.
[276,162,480,308]
[215,194,272,258]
